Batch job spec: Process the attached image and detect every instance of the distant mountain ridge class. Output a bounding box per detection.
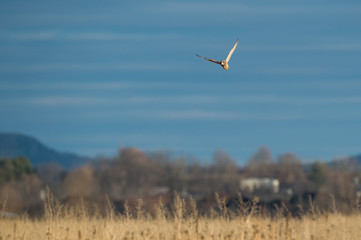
[0,132,91,169]
[327,153,361,172]
[1,132,360,171]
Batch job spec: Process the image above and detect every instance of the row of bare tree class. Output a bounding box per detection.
[1,146,360,216]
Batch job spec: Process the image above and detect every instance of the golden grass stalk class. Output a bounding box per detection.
[1,193,361,240]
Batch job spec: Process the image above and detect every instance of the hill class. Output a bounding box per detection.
[0,132,90,169]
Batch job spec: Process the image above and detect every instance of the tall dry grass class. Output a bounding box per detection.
[1,193,361,240]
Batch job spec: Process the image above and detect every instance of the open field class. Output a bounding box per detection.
[1,195,361,240]
[2,214,361,240]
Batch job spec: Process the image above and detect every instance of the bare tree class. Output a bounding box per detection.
[112,147,159,198]
[211,150,239,193]
[276,153,306,184]
[63,165,96,198]
[246,146,274,177]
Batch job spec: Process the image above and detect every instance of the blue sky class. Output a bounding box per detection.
[1,0,361,164]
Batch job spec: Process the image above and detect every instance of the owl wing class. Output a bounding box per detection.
[225,39,239,63]
[195,54,221,65]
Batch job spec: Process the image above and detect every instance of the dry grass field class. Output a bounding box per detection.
[1,194,361,240]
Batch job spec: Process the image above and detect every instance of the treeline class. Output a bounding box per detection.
[0,157,34,182]
[0,146,360,216]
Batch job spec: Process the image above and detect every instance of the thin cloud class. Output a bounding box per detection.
[4,31,57,41]
[47,133,180,146]
[0,62,192,73]
[151,110,301,121]
[0,31,178,41]
[144,2,361,15]
[323,97,361,103]
[0,81,198,91]
[0,95,307,107]
[76,109,302,121]
[250,67,335,75]
[4,79,361,92]
[27,96,107,106]
[239,44,361,52]
[2,30,361,53]
[3,94,361,107]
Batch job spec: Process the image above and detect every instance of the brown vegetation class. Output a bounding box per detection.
[1,146,361,217]
[1,192,361,240]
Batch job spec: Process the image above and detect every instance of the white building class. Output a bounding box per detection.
[240,178,280,193]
